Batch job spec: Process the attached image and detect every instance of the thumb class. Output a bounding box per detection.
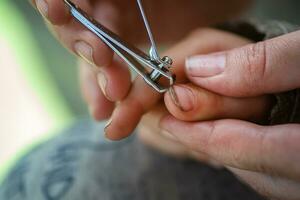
[185,31,300,97]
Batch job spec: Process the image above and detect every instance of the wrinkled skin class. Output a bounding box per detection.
[159,29,300,200]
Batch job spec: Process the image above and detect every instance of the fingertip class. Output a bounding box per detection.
[164,89,184,118]
[75,33,130,103]
[76,32,131,103]
[104,100,144,141]
[105,76,162,140]
[166,84,227,122]
[104,120,137,141]
[165,85,208,121]
[165,85,195,114]
[79,60,114,121]
[89,103,114,121]
[35,0,70,25]
[165,88,188,121]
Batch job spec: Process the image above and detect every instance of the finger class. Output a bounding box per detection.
[138,104,222,168]
[229,167,300,200]
[185,30,300,97]
[96,55,131,102]
[104,76,160,140]
[164,83,272,122]
[48,0,114,69]
[138,122,190,159]
[137,104,190,158]
[79,60,114,121]
[139,122,222,168]
[104,29,252,140]
[32,0,70,25]
[53,1,131,101]
[160,117,300,181]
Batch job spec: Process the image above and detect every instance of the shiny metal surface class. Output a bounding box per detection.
[64,0,175,93]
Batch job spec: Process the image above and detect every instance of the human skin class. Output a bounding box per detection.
[30,1,300,198]
[160,29,300,200]
[31,0,251,139]
[137,28,271,165]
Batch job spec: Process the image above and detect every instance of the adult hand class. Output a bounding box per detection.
[30,0,250,139]
[161,30,300,199]
[137,28,270,166]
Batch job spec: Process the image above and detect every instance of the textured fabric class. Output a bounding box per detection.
[270,89,300,124]
[0,119,263,200]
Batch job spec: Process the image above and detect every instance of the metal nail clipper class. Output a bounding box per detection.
[64,0,175,93]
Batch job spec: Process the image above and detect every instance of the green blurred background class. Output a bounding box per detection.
[14,1,87,117]
[0,0,299,183]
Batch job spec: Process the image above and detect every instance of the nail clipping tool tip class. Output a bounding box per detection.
[168,86,184,111]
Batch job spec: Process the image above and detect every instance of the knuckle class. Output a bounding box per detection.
[241,41,268,93]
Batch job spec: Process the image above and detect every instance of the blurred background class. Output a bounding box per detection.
[0,0,300,183]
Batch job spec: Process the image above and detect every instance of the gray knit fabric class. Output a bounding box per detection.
[0,119,263,200]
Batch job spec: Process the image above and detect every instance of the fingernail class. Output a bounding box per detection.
[36,0,49,19]
[168,86,182,110]
[97,72,111,101]
[74,41,94,65]
[104,118,113,138]
[161,130,177,141]
[185,53,225,77]
[168,85,194,112]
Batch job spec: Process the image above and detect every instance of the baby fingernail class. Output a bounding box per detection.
[75,41,94,65]
[169,86,194,112]
[168,86,182,110]
[186,53,225,77]
[104,118,113,138]
[36,0,49,19]
[97,72,111,101]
